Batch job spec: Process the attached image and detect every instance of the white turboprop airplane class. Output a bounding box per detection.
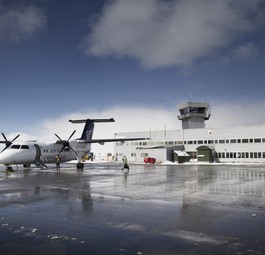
[0,118,148,171]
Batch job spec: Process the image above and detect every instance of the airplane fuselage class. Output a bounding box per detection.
[0,140,91,168]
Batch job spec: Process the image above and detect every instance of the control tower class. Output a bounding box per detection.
[178,102,211,129]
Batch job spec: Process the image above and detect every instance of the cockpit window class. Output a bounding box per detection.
[11,145,20,149]
[21,145,30,149]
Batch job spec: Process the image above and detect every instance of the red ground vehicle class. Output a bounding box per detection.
[144,157,156,164]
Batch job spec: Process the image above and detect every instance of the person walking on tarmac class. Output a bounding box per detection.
[122,156,129,171]
[55,155,61,171]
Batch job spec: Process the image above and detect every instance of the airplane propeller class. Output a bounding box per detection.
[54,130,78,156]
[0,133,20,152]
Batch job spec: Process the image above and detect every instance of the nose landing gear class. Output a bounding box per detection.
[76,162,84,170]
[5,165,14,172]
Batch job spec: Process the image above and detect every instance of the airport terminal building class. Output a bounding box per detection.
[114,102,265,164]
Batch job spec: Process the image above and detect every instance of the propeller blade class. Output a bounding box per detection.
[1,132,8,142]
[54,130,77,156]
[58,145,66,155]
[1,146,8,153]
[54,133,63,141]
[68,130,76,141]
[68,145,78,156]
[11,134,20,142]
[0,133,20,152]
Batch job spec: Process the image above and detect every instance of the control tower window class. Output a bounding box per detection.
[189,107,197,113]
[198,107,206,113]
[180,108,189,115]
[188,107,206,113]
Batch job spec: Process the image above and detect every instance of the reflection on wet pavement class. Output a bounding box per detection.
[1,163,265,254]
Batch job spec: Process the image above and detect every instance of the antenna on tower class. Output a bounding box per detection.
[189,93,192,102]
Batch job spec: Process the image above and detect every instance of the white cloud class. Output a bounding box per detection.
[209,100,265,129]
[0,5,46,42]
[82,0,265,69]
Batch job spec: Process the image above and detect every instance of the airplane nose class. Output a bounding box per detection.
[0,151,13,164]
[0,145,36,166]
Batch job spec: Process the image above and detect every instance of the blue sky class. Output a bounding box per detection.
[1,0,265,153]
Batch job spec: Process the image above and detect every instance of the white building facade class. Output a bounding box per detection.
[114,102,265,164]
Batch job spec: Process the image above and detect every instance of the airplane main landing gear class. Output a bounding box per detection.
[5,165,14,172]
[76,162,84,170]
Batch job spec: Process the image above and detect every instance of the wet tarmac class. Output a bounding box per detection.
[1,162,265,255]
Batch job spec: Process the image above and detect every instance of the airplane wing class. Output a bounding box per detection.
[77,137,149,144]
[136,145,166,149]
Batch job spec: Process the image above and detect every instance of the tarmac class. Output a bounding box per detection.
[1,162,265,255]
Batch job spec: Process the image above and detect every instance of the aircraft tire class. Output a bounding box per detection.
[6,166,14,172]
[76,162,84,170]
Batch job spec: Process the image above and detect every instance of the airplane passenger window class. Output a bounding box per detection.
[11,145,20,149]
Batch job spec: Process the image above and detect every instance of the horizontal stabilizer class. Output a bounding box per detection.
[69,118,115,124]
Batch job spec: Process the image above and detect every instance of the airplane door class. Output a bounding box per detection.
[34,144,41,161]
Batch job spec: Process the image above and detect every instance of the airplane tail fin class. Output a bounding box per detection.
[69,118,115,140]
